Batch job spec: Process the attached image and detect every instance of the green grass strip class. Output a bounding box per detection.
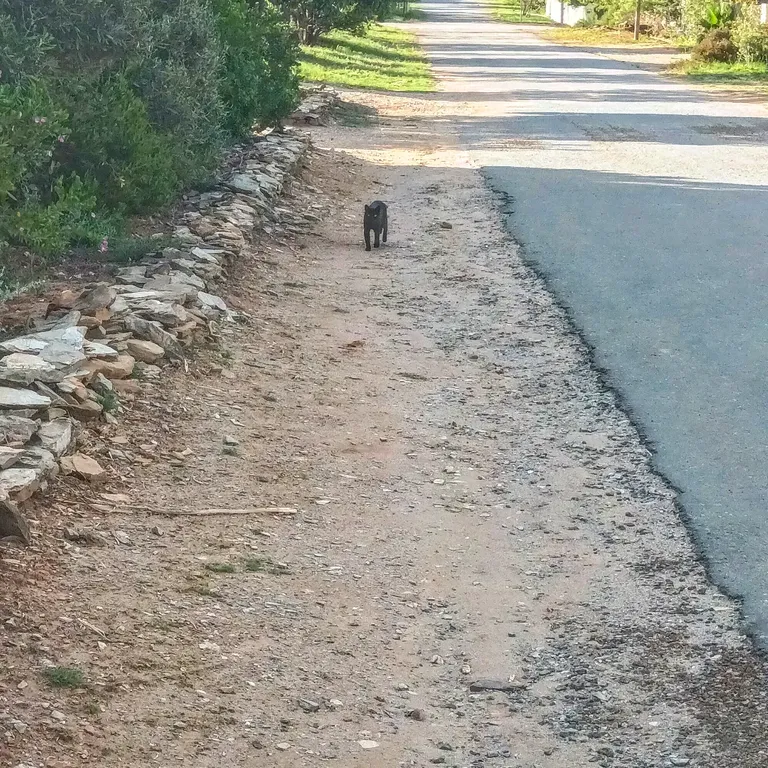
[300,24,434,92]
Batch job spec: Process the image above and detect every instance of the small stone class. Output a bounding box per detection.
[395,683,410,691]
[73,284,116,313]
[126,339,165,364]
[150,525,164,536]
[326,699,344,710]
[83,340,118,359]
[275,742,291,751]
[12,720,27,734]
[35,418,76,457]
[0,468,41,501]
[670,758,690,767]
[358,740,379,750]
[223,435,239,446]
[83,354,135,380]
[298,698,320,713]
[407,708,426,721]
[50,709,66,722]
[197,291,228,313]
[0,415,39,444]
[60,453,106,481]
[0,353,63,386]
[113,530,133,546]
[66,399,104,421]
[0,447,23,470]
[439,221,453,229]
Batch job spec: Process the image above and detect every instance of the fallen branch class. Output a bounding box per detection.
[159,507,298,516]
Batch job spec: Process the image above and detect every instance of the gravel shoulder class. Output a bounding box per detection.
[1,91,767,768]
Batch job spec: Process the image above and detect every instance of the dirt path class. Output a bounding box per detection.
[2,92,767,768]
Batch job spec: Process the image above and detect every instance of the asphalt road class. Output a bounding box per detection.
[415,0,768,645]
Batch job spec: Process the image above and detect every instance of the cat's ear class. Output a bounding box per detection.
[364,204,370,212]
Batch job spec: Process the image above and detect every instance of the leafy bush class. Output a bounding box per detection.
[692,27,737,60]
[0,0,301,263]
[213,0,299,134]
[62,75,183,212]
[732,5,768,63]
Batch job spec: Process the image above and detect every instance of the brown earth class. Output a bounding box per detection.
[1,91,767,768]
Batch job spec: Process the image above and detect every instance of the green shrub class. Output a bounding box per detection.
[732,5,768,63]
[213,0,299,134]
[0,0,302,264]
[62,75,182,212]
[692,27,737,60]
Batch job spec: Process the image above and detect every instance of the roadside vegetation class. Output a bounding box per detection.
[0,0,413,297]
[488,0,551,24]
[529,0,768,88]
[542,25,685,46]
[300,25,434,91]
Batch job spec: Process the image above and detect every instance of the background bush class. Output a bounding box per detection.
[0,0,299,258]
[731,4,768,63]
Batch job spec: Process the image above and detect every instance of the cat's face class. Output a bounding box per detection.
[365,205,382,223]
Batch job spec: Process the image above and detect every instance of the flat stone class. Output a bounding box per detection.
[116,266,148,285]
[66,399,103,421]
[17,447,57,478]
[78,315,101,329]
[190,247,224,264]
[0,354,64,386]
[35,418,76,457]
[112,379,143,396]
[73,284,116,313]
[0,468,41,501]
[83,341,119,360]
[0,387,51,410]
[60,453,106,481]
[83,355,135,381]
[138,281,197,304]
[225,174,264,195]
[126,339,165,364]
[45,310,82,330]
[135,362,162,381]
[124,317,185,362]
[0,327,87,371]
[168,270,206,290]
[129,300,189,328]
[0,447,23,470]
[197,292,228,313]
[32,381,68,407]
[0,415,39,445]
[110,295,130,317]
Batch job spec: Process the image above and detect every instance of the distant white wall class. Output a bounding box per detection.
[761,2,768,23]
[545,0,589,26]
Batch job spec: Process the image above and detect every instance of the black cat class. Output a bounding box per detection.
[364,201,388,251]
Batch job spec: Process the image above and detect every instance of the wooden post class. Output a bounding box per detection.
[634,0,641,40]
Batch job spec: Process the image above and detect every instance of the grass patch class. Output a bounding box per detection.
[44,666,85,688]
[541,26,682,47]
[300,25,434,92]
[488,0,551,25]
[669,59,768,85]
[244,556,291,575]
[205,562,236,573]
[96,390,120,414]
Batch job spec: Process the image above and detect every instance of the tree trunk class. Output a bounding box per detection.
[634,0,641,40]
